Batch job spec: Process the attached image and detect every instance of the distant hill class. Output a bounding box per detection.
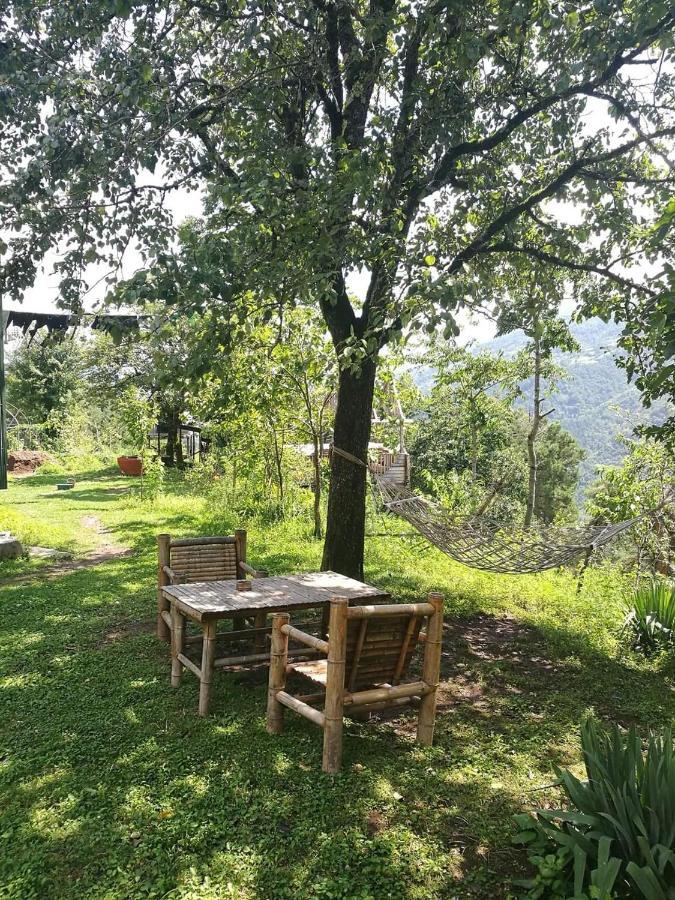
[485,319,672,489]
[412,319,672,493]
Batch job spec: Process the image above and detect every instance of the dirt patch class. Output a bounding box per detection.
[8,450,51,475]
[81,515,127,552]
[0,516,132,586]
[363,613,560,736]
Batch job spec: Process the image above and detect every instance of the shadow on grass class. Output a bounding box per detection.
[1,552,673,898]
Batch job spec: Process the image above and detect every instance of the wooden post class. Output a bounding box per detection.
[253,610,267,653]
[267,613,290,734]
[234,529,247,575]
[233,529,247,632]
[417,592,444,746]
[170,603,185,687]
[322,597,349,774]
[157,533,171,641]
[198,620,217,716]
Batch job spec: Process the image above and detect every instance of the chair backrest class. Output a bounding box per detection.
[342,605,429,692]
[169,535,242,583]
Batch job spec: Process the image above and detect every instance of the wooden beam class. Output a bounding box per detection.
[347,602,434,620]
[323,597,348,773]
[277,691,326,728]
[214,647,321,668]
[417,593,444,746]
[392,615,418,685]
[157,534,171,641]
[176,652,202,679]
[346,680,431,708]
[281,624,329,655]
[171,536,236,547]
[348,618,368,692]
[267,613,289,734]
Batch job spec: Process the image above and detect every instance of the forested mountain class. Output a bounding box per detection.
[413,319,672,491]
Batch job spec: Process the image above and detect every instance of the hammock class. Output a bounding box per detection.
[372,477,640,575]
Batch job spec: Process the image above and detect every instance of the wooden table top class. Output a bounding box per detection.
[163,571,390,622]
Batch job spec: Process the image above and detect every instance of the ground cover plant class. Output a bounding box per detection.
[1,470,673,899]
[514,719,675,899]
[625,580,675,654]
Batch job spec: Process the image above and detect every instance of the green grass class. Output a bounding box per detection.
[0,472,673,898]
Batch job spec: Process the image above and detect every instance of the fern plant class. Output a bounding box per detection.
[625,580,675,652]
[514,719,675,899]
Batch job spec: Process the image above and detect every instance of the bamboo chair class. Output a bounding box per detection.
[267,592,444,773]
[156,530,267,642]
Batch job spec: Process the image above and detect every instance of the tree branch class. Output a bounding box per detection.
[423,9,675,197]
[445,126,675,276]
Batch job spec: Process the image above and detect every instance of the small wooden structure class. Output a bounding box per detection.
[369,449,410,487]
[160,570,389,716]
[267,592,444,773]
[150,422,208,467]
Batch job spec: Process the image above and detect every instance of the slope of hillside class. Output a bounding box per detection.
[413,319,671,491]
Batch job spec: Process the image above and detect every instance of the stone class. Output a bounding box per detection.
[0,533,24,560]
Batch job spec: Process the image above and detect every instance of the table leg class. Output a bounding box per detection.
[199,620,217,716]
[171,603,185,687]
[254,611,267,653]
[321,603,330,639]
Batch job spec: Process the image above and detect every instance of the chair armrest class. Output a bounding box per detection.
[163,564,188,584]
[281,624,329,655]
[240,561,268,578]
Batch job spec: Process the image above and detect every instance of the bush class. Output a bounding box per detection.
[513,718,675,899]
[36,460,67,475]
[624,579,675,653]
[139,452,164,501]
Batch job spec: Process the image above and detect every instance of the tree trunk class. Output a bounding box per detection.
[165,417,176,466]
[312,431,322,539]
[524,343,542,529]
[321,358,377,579]
[164,408,183,468]
[174,419,184,469]
[271,427,284,507]
[470,420,478,482]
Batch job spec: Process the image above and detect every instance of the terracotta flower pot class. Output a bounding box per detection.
[117,455,143,476]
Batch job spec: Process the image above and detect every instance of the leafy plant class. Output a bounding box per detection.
[624,580,675,653]
[138,451,164,501]
[514,719,675,899]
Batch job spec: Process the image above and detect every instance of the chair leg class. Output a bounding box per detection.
[198,621,217,716]
[322,598,348,774]
[170,604,185,687]
[267,614,289,734]
[417,592,444,746]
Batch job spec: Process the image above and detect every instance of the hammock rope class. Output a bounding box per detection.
[371,475,640,575]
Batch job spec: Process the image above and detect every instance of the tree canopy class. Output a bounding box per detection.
[2,0,674,574]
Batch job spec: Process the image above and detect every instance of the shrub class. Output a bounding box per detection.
[37,460,67,475]
[513,718,675,899]
[139,452,164,501]
[624,579,675,653]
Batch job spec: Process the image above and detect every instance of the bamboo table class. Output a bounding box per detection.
[162,571,390,715]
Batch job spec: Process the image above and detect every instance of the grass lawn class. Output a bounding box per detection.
[1,471,673,899]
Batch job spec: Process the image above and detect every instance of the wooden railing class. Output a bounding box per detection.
[369,450,396,475]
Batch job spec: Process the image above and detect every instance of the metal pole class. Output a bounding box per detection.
[0,292,7,489]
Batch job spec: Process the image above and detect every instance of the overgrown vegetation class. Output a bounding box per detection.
[514,719,675,899]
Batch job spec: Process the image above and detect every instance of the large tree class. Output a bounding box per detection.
[2,2,674,576]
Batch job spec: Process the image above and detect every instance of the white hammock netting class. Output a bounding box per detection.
[373,477,639,575]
